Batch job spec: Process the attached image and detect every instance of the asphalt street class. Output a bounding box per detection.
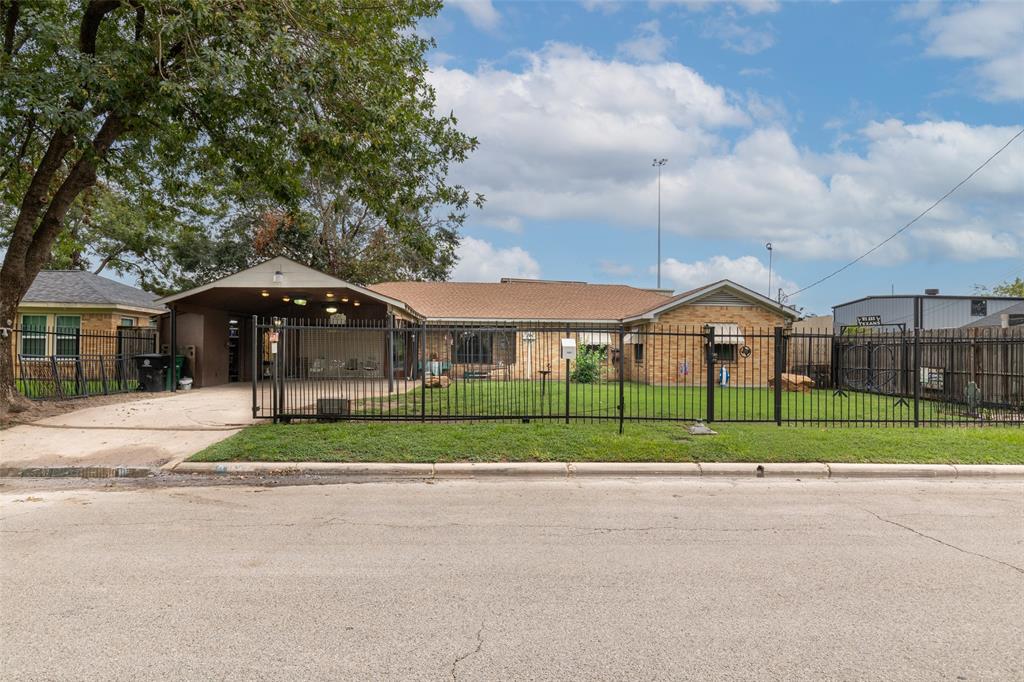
[1,477,1022,681]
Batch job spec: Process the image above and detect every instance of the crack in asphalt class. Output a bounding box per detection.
[451,622,485,682]
[862,508,1024,575]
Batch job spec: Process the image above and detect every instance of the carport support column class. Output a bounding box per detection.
[170,305,177,392]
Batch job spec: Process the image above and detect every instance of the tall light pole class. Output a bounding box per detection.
[652,158,668,288]
[765,242,773,297]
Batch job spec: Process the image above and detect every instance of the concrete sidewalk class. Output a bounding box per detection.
[0,385,253,470]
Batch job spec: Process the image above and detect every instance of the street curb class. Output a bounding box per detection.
[4,461,1024,480]
[0,466,154,478]
[172,462,434,478]
[571,462,701,477]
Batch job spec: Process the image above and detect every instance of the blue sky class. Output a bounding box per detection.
[424,0,1023,314]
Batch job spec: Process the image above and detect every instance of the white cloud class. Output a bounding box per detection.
[431,46,1024,267]
[650,0,780,14]
[581,0,623,14]
[738,67,772,77]
[659,255,796,295]
[911,1,1024,101]
[449,0,501,32]
[617,20,672,63]
[452,237,541,281]
[702,13,776,54]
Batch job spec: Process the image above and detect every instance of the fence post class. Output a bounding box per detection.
[618,325,625,435]
[251,316,259,419]
[774,326,783,426]
[420,320,427,422]
[564,328,570,425]
[169,304,177,393]
[913,326,921,427]
[705,325,715,422]
[276,319,286,420]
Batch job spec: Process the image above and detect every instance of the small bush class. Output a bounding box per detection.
[571,346,606,383]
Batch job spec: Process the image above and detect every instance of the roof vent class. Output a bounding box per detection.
[924,288,940,296]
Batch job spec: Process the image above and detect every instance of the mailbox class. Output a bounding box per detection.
[560,338,577,360]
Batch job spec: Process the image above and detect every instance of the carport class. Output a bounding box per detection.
[155,257,420,389]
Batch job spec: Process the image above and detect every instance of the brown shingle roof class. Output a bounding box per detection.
[368,280,674,321]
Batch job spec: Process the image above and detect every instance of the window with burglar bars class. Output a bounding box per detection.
[55,315,81,357]
[20,315,47,356]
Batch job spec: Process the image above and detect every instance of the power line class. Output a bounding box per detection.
[789,127,1024,298]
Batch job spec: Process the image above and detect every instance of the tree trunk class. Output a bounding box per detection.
[0,291,31,419]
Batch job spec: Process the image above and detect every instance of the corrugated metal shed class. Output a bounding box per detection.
[833,294,1024,331]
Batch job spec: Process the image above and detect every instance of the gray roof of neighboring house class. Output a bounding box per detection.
[22,271,164,311]
[964,301,1024,328]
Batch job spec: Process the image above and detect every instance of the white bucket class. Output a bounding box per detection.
[178,377,193,390]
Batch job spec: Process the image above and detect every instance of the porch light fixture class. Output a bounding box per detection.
[325,304,339,314]
[325,292,334,298]
[282,295,291,303]
[341,297,349,303]
[293,297,307,306]
[260,290,270,297]
[353,300,360,307]
[273,270,284,283]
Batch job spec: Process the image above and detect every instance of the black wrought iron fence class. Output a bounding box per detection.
[11,325,158,399]
[251,318,1024,427]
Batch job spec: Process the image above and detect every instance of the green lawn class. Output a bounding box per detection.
[192,421,1024,465]
[348,379,965,424]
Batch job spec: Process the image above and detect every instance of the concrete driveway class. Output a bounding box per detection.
[0,385,254,470]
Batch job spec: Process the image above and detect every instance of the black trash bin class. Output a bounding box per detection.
[134,353,170,392]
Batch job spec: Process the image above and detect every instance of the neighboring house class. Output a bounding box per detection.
[833,290,1024,332]
[14,270,164,358]
[156,257,798,388]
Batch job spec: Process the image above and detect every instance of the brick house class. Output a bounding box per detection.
[13,270,164,359]
[9,271,164,398]
[370,278,798,386]
[155,257,797,389]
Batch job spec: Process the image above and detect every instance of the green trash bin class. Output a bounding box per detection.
[166,355,186,390]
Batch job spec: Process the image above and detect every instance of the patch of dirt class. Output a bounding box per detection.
[0,391,174,428]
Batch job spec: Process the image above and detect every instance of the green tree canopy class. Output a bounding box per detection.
[975,277,1024,298]
[0,0,478,405]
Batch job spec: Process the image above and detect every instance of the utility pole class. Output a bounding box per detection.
[652,158,668,289]
[765,242,773,297]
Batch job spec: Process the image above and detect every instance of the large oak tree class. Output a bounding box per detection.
[0,0,477,408]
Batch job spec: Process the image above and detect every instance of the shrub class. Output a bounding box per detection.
[571,346,606,383]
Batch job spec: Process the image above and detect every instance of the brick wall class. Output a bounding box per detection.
[390,303,787,387]
[624,304,788,386]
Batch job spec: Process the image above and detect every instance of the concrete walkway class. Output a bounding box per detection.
[0,385,253,470]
